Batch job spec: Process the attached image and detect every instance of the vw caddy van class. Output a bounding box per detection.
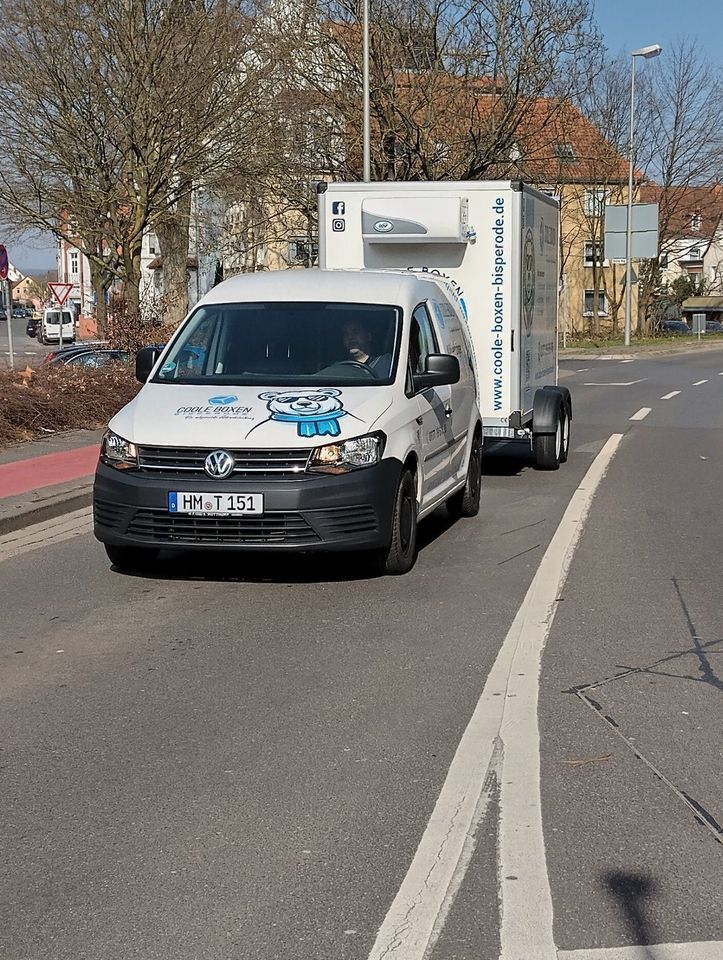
[94,270,482,574]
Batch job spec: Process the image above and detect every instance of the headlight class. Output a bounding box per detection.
[100,429,138,470]
[307,432,385,474]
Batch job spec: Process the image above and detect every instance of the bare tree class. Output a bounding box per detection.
[0,0,270,328]
[632,40,723,333]
[283,0,602,181]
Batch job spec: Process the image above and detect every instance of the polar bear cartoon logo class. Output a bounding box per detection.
[254,389,348,437]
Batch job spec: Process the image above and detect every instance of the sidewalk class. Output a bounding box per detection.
[0,429,104,534]
[559,338,723,361]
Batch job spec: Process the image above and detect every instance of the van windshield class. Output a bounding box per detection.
[153,301,401,386]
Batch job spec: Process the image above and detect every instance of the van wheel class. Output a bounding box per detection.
[105,544,159,571]
[533,408,562,471]
[377,468,418,575]
[559,406,571,464]
[447,431,482,518]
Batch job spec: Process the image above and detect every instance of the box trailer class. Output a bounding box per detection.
[317,180,571,469]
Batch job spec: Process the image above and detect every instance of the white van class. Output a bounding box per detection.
[94,270,482,574]
[39,308,75,345]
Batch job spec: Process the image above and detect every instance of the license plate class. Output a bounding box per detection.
[168,492,264,516]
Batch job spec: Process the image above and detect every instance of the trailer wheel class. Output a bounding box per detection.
[559,405,571,463]
[377,468,418,575]
[533,408,563,470]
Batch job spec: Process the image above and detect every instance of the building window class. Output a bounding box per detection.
[583,290,607,316]
[584,189,607,217]
[69,251,79,276]
[691,212,702,231]
[687,246,702,260]
[584,241,603,267]
[659,252,669,268]
[288,237,318,264]
[148,233,158,255]
[554,143,576,161]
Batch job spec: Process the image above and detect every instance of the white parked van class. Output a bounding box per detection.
[39,308,75,345]
[94,270,482,574]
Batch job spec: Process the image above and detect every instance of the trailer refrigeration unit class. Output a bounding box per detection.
[317,180,572,469]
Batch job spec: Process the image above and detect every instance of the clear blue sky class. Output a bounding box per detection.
[6,0,723,275]
[594,0,722,66]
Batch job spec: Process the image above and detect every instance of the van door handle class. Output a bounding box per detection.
[444,406,453,418]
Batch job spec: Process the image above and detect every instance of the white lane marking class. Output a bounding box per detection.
[660,391,681,400]
[693,379,708,385]
[558,942,723,959]
[576,368,590,372]
[619,358,635,363]
[367,435,624,960]
[629,407,651,421]
[583,380,646,386]
[0,508,92,563]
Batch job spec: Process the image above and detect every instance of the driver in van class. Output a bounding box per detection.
[342,319,392,375]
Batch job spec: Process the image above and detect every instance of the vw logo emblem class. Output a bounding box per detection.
[204,449,235,479]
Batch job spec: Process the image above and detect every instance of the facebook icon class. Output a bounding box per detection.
[332,201,345,215]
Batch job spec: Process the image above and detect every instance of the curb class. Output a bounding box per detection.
[0,482,93,536]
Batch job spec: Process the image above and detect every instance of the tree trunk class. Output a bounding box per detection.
[157,187,192,327]
[90,265,108,337]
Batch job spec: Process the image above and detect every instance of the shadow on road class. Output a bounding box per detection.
[602,870,659,956]
[482,442,534,477]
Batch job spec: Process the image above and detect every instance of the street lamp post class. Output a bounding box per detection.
[362,0,371,181]
[624,43,662,347]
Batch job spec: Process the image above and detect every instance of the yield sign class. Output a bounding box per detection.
[48,282,74,305]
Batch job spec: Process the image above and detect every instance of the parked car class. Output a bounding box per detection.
[44,340,110,363]
[49,348,129,368]
[660,320,692,335]
[26,317,40,338]
[0,309,6,322]
[12,306,28,319]
[705,320,723,333]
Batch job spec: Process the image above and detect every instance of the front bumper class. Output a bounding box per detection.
[93,458,402,552]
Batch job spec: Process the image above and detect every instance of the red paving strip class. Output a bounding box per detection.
[0,445,100,499]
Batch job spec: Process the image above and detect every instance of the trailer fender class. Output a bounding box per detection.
[543,383,572,420]
[532,387,562,435]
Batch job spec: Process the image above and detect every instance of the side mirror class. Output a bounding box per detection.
[413,353,460,391]
[135,346,160,383]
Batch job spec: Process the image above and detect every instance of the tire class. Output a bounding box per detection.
[377,468,418,575]
[104,543,159,571]
[533,406,563,471]
[559,405,571,464]
[447,431,482,518]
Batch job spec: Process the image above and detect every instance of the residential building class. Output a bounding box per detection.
[641,183,723,294]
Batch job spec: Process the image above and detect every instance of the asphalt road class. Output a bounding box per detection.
[0,316,56,366]
[1,349,722,960]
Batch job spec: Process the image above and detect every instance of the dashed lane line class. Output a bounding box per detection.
[557,942,723,959]
[583,380,646,387]
[366,435,624,960]
[629,407,651,421]
[660,391,681,400]
[693,379,708,385]
[0,507,92,563]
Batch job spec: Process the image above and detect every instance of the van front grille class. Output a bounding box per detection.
[137,446,312,479]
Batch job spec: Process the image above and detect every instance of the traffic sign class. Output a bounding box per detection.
[48,282,74,305]
[0,245,8,281]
